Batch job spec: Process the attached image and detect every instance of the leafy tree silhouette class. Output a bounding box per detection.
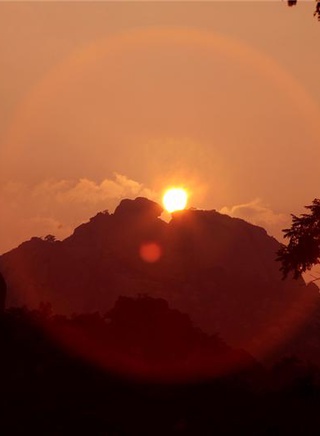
[315,1,320,20]
[287,0,320,21]
[43,234,57,243]
[277,199,320,279]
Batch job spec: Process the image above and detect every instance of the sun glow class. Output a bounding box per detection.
[163,188,188,213]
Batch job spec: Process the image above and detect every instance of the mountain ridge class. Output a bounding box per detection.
[1,197,318,360]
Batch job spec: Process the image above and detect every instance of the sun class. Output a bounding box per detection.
[162,188,188,213]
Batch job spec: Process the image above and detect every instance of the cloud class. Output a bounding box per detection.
[29,173,155,205]
[0,174,156,254]
[220,199,289,241]
[55,174,155,204]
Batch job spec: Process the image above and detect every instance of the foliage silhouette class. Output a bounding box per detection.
[315,1,320,20]
[43,234,57,243]
[287,0,320,21]
[277,199,320,279]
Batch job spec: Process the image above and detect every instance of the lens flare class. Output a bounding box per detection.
[139,242,162,263]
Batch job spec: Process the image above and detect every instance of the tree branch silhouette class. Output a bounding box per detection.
[277,199,320,279]
[287,0,320,21]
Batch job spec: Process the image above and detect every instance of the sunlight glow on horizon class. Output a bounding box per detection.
[162,188,188,213]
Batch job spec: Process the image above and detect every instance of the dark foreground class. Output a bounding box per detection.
[2,302,320,435]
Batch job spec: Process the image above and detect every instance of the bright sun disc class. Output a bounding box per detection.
[163,188,188,213]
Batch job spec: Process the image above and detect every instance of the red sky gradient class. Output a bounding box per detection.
[1,2,320,255]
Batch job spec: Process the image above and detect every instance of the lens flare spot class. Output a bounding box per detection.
[139,242,162,263]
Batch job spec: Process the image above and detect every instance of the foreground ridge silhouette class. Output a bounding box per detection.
[1,300,320,435]
[0,197,319,362]
[27,294,259,381]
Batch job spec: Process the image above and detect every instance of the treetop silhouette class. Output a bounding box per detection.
[287,0,320,21]
[277,199,320,279]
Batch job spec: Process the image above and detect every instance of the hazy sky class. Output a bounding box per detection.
[1,1,320,254]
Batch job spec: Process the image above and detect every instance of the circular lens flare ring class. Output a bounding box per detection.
[163,188,188,213]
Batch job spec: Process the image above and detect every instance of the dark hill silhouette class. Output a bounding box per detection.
[0,197,319,361]
[4,299,320,435]
[0,271,6,312]
[42,294,259,381]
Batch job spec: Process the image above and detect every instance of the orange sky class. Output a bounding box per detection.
[1,1,320,254]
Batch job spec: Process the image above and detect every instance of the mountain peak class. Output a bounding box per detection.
[114,197,163,220]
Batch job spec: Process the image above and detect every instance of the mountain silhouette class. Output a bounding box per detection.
[42,293,259,381]
[0,271,6,312]
[0,197,318,361]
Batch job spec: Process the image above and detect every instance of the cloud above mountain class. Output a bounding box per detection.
[220,199,289,241]
[0,174,292,256]
[0,174,156,254]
